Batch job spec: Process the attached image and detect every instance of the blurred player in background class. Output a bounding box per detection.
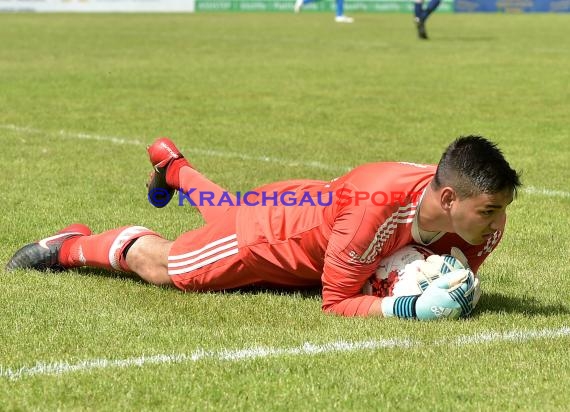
[294,0,354,23]
[413,0,442,39]
[7,136,520,320]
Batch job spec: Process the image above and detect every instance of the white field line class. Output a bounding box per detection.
[1,326,569,381]
[1,124,568,199]
[522,186,570,199]
[0,124,345,173]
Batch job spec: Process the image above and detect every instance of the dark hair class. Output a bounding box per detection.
[432,135,521,198]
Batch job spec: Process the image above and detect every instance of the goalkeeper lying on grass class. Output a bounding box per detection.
[7,135,520,320]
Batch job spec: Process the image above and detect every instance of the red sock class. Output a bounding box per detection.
[59,226,160,271]
[165,158,191,189]
[176,166,236,224]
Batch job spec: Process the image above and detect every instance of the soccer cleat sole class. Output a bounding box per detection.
[147,169,175,208]
[6,242,64,271]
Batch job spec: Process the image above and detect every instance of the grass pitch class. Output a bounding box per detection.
[0,12,569,411]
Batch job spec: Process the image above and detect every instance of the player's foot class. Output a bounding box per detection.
[294,0,303,13]
[415,17,428,39]
[6,224,91,271]
[146,137,190,208]
[335,15,354,23]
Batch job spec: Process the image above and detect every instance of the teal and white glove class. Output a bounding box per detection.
[416,247,470,292]
[381,268,480,320]
[416,268,478,320]
[390,247,471,297]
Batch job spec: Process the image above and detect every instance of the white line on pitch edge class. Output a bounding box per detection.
[1,124,569,199]
[1,327,569,381]
[0,124,345,172]
[522,186,570,199]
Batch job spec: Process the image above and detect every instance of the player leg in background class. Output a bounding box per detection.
[5,223,173,286]
[294,0,353,23]
[147,137,236,224]
[414,0,440,39]
[334,0,354,23]
[294,0,305,13]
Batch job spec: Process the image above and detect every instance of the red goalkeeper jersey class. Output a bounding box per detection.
[235,162,505,316]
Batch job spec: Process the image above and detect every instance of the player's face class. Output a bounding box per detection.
[450,189,514,245]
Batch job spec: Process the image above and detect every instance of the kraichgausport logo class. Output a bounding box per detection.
[147,188,423,208]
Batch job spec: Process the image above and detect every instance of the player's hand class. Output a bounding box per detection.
[418,247,469,283]
[415,268,478,320]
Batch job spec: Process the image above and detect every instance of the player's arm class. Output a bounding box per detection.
[322,258,479,320]
[320,234,382,316]
[322,224,480,319]
[320,202,425,317]
[320,203,438,317]
[320,205,387,317]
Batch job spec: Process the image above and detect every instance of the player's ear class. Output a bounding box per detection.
[440,187,456,211]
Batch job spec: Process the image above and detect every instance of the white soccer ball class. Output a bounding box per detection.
[375,245,434,280]
[362,244,434,297]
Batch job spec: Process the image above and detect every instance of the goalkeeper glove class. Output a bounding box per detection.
[416,247,470,292]
[381,268,479,320]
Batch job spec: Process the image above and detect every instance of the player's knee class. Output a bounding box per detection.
[132,256,172,286]
[125,236,173,286]
[142,268,172,286]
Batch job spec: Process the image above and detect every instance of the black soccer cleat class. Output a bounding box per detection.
[6,223,91,271]
[415,18,428,40]
[146,137,191,208]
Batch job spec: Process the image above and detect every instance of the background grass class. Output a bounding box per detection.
[0,12,569,411]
